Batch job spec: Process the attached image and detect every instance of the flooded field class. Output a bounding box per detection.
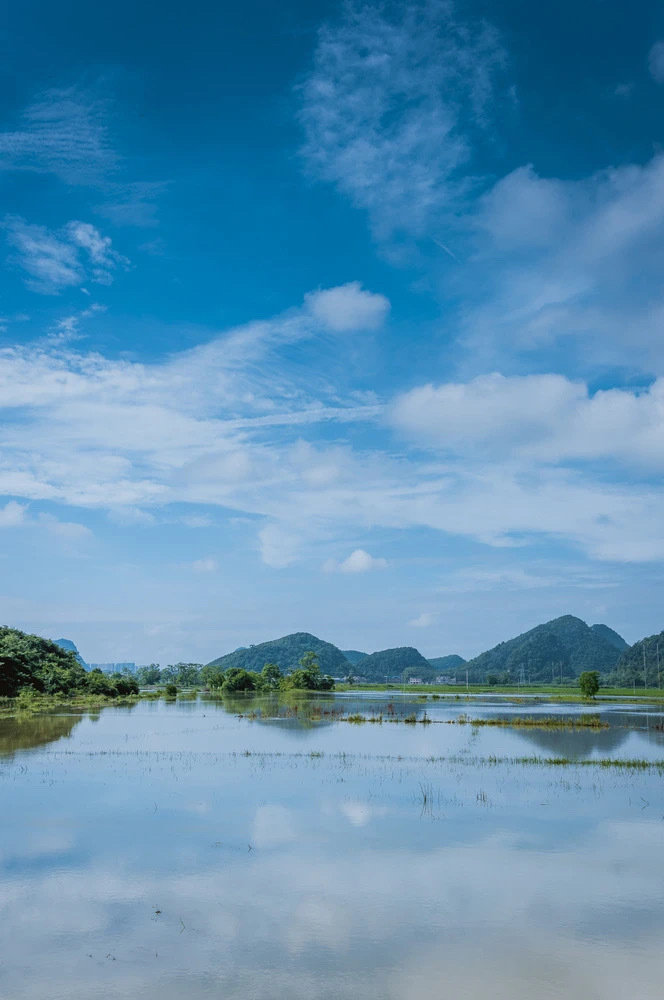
[2,692,664,999]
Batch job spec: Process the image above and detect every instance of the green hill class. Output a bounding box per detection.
[356,646,430,681]
[206,632,349,676]
[427,654,466,673]
[464,615,625,683]
[0,626,87,696]
[610,630,664,688]
[342,649,367,666]
[590,624,628,651]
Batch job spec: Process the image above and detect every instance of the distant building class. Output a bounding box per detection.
[436,674,459,684]
[88,662,136,674]
[408,677,423,685]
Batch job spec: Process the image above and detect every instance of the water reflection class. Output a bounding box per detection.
[0,711,82,757]
[1,697,664,999]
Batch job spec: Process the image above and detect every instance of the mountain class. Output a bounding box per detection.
[206,632,349,676]
[356,646,430,681]
[342,649,367,666]
[590,624,628,651]
[427,654,466,672]
[464,615,624,683]
[611,630,664,688]
[53,638,87,667]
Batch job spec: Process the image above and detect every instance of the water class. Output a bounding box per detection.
[1,693,664,999]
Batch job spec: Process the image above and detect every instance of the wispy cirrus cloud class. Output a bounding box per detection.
[2,286,664,565]
[299,0,510,243]
[3,216,129,293]
[0,86,117,185]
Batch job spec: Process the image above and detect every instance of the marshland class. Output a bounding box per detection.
[2,689,664,999]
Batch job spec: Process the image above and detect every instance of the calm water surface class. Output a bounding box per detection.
[1,693,664,999]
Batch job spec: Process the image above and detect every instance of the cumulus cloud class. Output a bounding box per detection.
[324,549,388,573]
[4,216,128,293]
[0,501,27,527]
[392,373,664,469]
[304,282,390,332]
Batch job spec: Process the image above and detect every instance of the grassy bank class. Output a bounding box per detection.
[0,688,166,718]
[335,682,664,702]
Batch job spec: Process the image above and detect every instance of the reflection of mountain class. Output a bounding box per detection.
[511,725,628,758]
[0,713,81,758]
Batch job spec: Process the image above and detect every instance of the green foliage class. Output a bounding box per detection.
[136,663,162,686]
[579,671,600,698]
[281,652,335,691]
[464,616,625,683]
[0,627,141,699]
[609,631,664,688]
[589,624,629,651]
[341,649,368,666]
[0,626,87,697]
[161,662,202,686]
[260,662,282,689]
[220,668,257,693]
[206,632,348,676]
[427,654,466,672]
[351,646,430,681]
[164,683,178,697]
[200,664,225,689]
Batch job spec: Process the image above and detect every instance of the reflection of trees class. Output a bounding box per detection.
[199,691,429,735]
[0,713,82,758]
[511,725,627,758]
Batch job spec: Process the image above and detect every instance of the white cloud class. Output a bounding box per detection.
[304,282,390,332]
[392,373,664,469]
[2,293,664,566]
[648,41,664,83]
[191,557,218,573]
[463,154,664,367]
[4,216,128,293]
[0,501,27,527]
[408,612,438,628]
[324,549,388,573]
[299,0,509,242]
[0,86,117,184]
[259,524,300,568]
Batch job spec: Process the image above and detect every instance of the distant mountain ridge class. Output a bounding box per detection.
[53,638,87,668]
[341,650,368,666]
[206,632,349,675]
[463,615,625,683]
[355,646,430,681]
[427,654,466,672]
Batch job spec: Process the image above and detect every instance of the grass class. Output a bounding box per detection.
[454,713,608,729]
[0,687,186,718]
[335,682,664,702]
[338,711,609,729]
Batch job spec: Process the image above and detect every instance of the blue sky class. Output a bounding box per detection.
[2,0,664,664]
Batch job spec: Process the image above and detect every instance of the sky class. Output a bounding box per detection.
[1,0,664,665]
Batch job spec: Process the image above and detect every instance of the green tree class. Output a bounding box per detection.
[260,662,282,689]
[579,670,600,699]
[221,668,256,693]
[283,651,335,691]
[200,664,225,689]
[136,663,161,686]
